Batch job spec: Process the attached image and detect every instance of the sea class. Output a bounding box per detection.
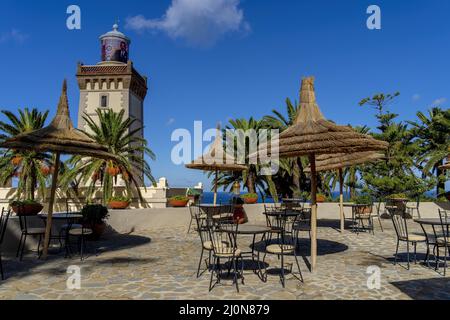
[201,191,439,204]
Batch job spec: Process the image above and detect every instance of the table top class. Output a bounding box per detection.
[220,224,270,235]
[414,218,450,226]
[38,213,83,220]
[265,210,302,217]
[343,203,371,207]
[199,204,228,208]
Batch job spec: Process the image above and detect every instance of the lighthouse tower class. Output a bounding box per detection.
[76,23,148,185]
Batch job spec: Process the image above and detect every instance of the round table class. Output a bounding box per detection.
[38,213,83,251]
[265,210,302,217]
[414,218,450,226]
[219,224,270,279]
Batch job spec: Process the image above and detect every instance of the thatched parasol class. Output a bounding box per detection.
[186,125,246,205]
[305,151,385,232]
[0,80,117,258]
[254,77,388,271]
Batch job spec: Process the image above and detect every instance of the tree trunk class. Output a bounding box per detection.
[246,171,256,194]
[436,162,446,197]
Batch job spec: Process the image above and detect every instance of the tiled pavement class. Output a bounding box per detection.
[0,218,449,300]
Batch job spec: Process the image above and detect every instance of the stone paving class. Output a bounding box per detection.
[0,218,449,300]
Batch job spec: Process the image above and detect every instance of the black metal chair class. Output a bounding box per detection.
[65,215,94,261]
[263,204,284,244]
[0,208,11,280]
[208,219,244,293]
[187,204,197,234]
[16,209,46,261]
[406,197,421,219]
[433,209,450,276]
[262,212,303,288]
[192,205,214,278]
[389,206,426,270]
[293,208,311,242]
[352,204,375,235]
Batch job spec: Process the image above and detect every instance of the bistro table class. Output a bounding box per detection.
[38,212,83,250]
[219,224,270,279]
[414,218,450,265]
[343,203,375,233]
[199,204,232,220]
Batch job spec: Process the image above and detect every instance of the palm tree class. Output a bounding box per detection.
[408,107,450,197]
[0,108,51,200]
[213,117,278,200]
[61,109,156,204]
[262,98,310,196]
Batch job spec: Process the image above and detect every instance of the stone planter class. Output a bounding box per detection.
[355,205,372,215]
[12,203,43,216]
[316,195,326,203]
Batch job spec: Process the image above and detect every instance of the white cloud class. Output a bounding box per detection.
[126,0,250,47]
[0,29,28,44]
[432,97,447,106]
[412,94,420,102]
[166,118,176,126]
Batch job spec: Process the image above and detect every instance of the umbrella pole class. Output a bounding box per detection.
[339,168,344,233]
[309,154,317,272]
[42,152,60,259]
[213,170,218,206]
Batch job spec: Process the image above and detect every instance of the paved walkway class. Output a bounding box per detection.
[0,218,449,300]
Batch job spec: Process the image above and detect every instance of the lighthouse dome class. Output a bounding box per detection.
[100,23,131,64]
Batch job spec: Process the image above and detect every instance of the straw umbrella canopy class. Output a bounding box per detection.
[254,77,388,271]
[0,80,118,258]
[305,151,385,232]
[186,126,246,205]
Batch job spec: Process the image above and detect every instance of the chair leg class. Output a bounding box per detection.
[378,216,384,232]
[233,258,239,293]
[394,240,399,265]
[197,247,204,278]
[80,236,84,261]
[37,235,42,259]
[280,254,285,288]
[209,257,216,292]
[436,246,440,271]
[20,234,27,261]
[444,247,448,277]
[294,252,304,283]
[406,241,410,270]
[187,217,193,234]
[0,251,4,281]
[16,233,24,258]
[414,242,417,264]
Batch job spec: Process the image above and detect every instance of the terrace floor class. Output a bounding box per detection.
[0,218,449,300]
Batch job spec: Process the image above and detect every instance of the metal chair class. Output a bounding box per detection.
[208,219,244,293]
[187,204,197,234]
[262,212,303,288]
[16,210,45,261]
[0,208,11,280]
[192,205,214,278]
[293,208,311,242]
[433,209,450,275]
[65,217,94,261]
[352,204,375,235]
[406,197,421,219]
[389,206,426,270]
[263,205,284,244]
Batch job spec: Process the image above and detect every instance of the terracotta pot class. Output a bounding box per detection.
[355,205,372,215]
[170,199,189,207]
[12,203,44,216]
[108,201,130,210]
[84,222,106,240]
[11,157,22,166]
[243,197,258,204]
[316,195,326,203]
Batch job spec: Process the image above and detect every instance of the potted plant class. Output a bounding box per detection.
[353,194,373,214]
[108,196,131,209]
[316,193,327,203]
[241,193,258,204]
[169,196,189,207]
[81,204,109,240]
[186,188,202,205]
[10,199,44,216]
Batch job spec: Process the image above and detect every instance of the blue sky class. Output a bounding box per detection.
[0,0,449,191]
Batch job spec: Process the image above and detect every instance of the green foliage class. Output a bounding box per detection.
[352,194,373,205]
[169,195,189,201]
[81,204,109,225]
[0,108,51,200]
[109,196,131,202]
[241,193,258,199]
[186,188,202,197]
[60,109,156,204]
[10,199,41,206]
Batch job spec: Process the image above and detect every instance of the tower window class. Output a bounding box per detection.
[100,94,109,108]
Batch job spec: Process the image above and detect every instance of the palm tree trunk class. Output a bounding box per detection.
[246,171,256,194]
[436,162,446,197]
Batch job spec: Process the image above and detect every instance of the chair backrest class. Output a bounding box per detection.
[438,209,450,241]
[389,207,409,240]
[208,220,239,256]
[276,213,299,246]
[263,205,284,229]
[192,206,210,245]
[0,208,11,245]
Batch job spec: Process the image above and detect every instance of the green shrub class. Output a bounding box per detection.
[241,193,258,199]
[10,199,41,206]
[109,196,131,202]
[169,195,189,201]
[186,188,202,197]
[352,194,373,205]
